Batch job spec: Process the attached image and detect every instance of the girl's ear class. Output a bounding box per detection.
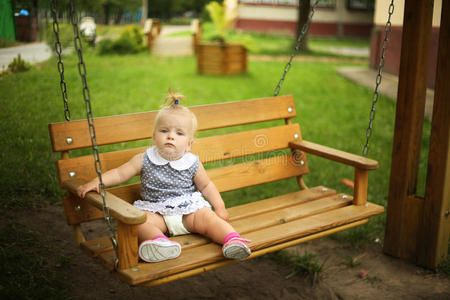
[187,138,195,151]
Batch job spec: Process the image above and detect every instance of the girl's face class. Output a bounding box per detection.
[153,111,194,161]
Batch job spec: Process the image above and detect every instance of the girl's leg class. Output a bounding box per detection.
[137,211,168,242]
[183,207,251,260]
[183,207,234,243]
[137,211,181,262]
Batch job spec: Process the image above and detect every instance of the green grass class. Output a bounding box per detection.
[0,29,442,295]
[171,22,370,57]
[0,49,431,216]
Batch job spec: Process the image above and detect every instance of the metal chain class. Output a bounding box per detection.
[274,0,320,96]
[50,0,70,121]
[362,0,395,157]
[69,0,119,267]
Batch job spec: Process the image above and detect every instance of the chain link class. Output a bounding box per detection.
[50,0,70,121]
[274,0,320,96]
[362,0,395,157]
[69,0,119,267]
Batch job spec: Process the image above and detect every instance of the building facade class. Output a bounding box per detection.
[371,0,442,89]
[235,0,374,38]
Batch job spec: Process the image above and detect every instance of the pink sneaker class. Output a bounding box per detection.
[138,237,181,263]
[222,237,251,260]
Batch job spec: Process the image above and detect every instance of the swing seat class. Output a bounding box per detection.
[49,95,384,286]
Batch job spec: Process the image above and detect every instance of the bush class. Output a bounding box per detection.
[119,24,144,49]
[97,25,145,55]
[44,23,74,52]
[0,54,31,77]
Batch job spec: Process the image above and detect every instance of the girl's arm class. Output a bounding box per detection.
[76,153,144,198]
[194,162,229,221]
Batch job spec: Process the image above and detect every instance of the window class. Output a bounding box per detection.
[239,0,297,5]
[316,0,336,9]
[346,0,375,11]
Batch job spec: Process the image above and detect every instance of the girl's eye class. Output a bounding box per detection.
[177,131,184,136]
[160,129,168,133]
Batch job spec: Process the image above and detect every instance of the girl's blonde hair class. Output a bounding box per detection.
[153,89,198,138]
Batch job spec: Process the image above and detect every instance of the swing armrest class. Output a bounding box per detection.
[63,179,147,225]
[289,140,379,170]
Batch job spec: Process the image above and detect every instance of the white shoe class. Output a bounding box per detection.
[138,238,181,262]
[222,237,251,260]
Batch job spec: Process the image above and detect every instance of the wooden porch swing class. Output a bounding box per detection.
[48,0,387,286]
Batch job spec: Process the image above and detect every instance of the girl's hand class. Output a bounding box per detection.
[215,208,229,221]
[76,182,99,199]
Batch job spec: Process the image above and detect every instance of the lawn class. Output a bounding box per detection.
[0,28,440,298]
[0,47,432,245]
[168,21,370,57]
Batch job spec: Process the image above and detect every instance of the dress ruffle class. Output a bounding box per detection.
[133,191,211,216]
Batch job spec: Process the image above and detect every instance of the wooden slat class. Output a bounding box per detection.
[117,203,383,285]
[82,219,371,285]
[174,186,337,249]
[49,96,296,152]
[56,124,302,185]
[79,186,337,262]
[231,194,353,234]
[68,152,308,200]
[143,219,368,287]
[227,185,335,221]
[208,153,308,193]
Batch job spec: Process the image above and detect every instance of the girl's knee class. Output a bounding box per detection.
[186,208,215,233]
[140,212,166,231]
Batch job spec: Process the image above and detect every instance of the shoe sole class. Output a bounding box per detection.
[223,244,251,260]
[139,241,181,263]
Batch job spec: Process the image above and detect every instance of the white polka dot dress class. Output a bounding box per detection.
[133,147,211,215]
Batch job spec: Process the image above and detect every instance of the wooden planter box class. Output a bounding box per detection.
[196,42,247,75]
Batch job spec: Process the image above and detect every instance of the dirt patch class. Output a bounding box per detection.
[5,204,450,299]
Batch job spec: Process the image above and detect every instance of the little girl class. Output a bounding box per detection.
[77,91,251,263]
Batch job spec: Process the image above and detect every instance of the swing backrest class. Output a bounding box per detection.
[49,95,308,226]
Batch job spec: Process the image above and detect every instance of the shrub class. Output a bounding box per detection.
[119,24,145,50]
[0,54,31,77]
[97,38,115,55]
[97,25,145,55]
[44,23,74,52]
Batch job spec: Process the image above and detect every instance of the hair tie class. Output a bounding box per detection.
[174,99,179,105]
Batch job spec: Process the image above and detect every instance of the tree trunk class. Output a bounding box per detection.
[297,0,310,52]
[141,0,148,26]
[114,9,123,25]
[103,4,110,25]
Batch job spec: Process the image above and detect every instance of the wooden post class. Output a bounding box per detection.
[117,222,139,269]
[417,0,450,268]
[383,0,434,260]
[353,168,368,206]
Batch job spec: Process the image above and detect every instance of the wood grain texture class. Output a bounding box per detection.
[63,179,147,225]
[49,96,295,151]
[55,124,302,185]
[384,0,434,260]
[418,0,450,268]
[289,140,378,170]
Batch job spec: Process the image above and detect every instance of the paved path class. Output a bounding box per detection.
[151,25,192,56]
[0,42,52,69]
[337,66,434,120]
